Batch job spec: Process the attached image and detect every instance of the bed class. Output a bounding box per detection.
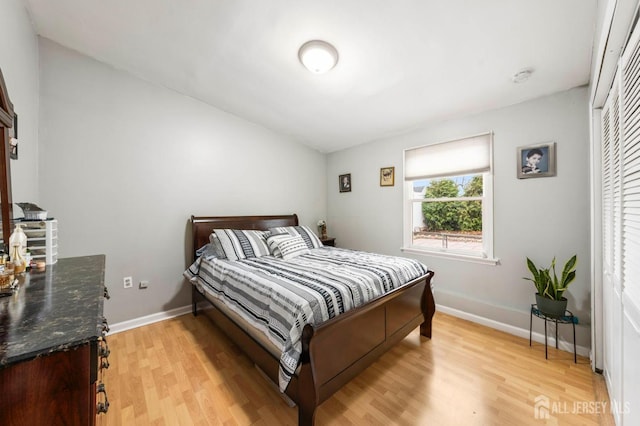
[186,214,435,425]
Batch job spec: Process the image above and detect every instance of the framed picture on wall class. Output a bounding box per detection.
[380,166,394,186]
[339,173,351,192]
[517,142,556,179]
[9,113,17,160]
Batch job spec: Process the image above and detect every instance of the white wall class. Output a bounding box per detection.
[0,0,39,213]
[38,39,327,324]
[327,87,591,348]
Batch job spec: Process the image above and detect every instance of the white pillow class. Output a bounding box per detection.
[268,225,323,249]
[266,233,291,258]
[207,233,227,259]
[213,229,270,261]
[277,235,310,260]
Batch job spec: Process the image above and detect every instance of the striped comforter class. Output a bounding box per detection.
[184,247,428,392]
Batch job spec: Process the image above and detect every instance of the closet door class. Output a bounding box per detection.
[601,77,624,423]
[620,21,640,426]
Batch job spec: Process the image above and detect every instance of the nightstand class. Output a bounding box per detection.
[320,237,336,247]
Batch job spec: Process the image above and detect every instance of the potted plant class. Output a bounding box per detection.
[524,255,577,318]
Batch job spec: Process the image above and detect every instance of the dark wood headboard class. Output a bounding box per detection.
[190,214,299,260]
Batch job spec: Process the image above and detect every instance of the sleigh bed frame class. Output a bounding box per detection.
[190,214,435,425]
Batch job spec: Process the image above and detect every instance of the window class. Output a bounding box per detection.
[403,132,496,263]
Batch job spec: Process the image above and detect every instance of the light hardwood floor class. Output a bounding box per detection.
[99,312,614,425]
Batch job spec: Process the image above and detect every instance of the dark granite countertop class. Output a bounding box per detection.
[0,255,106,367]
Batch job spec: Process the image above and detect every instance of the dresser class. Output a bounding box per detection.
[0,255,109,426]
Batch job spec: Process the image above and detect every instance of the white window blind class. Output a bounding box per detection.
[404,133,491,180]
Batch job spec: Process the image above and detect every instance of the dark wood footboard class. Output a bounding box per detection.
[296,271,434,425]
[188,214,435,425]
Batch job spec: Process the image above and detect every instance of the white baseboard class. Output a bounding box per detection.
[436,304,590,357]
[108,302,590,358]
[108,305,192,334]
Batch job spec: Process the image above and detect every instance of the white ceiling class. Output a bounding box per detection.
[24,0,597,153]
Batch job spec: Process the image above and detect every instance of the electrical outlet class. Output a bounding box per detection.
[123,276,133,289]
[139,280,149,289]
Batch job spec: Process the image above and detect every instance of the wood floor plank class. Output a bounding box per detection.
[100,312,613,425]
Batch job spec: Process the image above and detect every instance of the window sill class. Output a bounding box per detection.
[400,247,500,266]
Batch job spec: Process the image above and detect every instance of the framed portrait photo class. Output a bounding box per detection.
[380,166,394,186]
[9,113,18,160]
[339,173,351,192]
[517,142,556,179]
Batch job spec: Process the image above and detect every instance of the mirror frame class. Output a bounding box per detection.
[0,67,14,252]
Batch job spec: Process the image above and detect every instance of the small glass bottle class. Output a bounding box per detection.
[24,249,31,271]
[11,244,26,274]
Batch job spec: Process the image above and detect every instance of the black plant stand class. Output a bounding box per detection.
[529,304,577,363]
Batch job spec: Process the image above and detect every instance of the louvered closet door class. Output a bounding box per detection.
[623,27,640,309]
[601,81,623,420]
[620,21,640,426]
[602,102,611,272]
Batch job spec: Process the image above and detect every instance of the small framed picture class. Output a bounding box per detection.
[9,113,18,160]
[517,142,556,179]
[339,173,351,192]
[9,137,17,160]
[380,166,395,186]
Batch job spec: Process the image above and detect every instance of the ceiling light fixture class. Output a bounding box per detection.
[512,68,534,83]
[298,40,339,74]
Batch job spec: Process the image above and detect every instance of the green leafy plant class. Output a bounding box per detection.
[524,255,577,300]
